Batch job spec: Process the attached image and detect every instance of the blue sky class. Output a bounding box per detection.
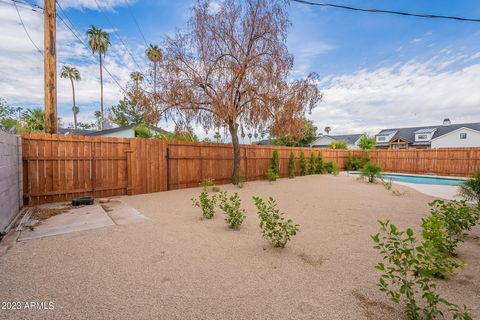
[1,0,480,138]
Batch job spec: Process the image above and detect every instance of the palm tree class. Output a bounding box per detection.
[145,44,162,98]
[213,131,221,143]
[21,108,44,132]
[94,111,102,130]
[87,26,110,129]
[130,71,144,91]
[60,65,81,129]
[324,126,331,135]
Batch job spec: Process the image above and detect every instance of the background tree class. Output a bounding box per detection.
[60,65,81,129]
[145,44,163,124]
[329,140,348,149]
[159,0,321,183]
[324,126,331,135]
[87,26,110,129]
[130,71,144,91]
[108,95,145,126]
[358,135,376,150]
[21,108,44,132]
[94,110,102,129]
[0,98,18,129]
[273,119,317,146]
[214,131,221,143]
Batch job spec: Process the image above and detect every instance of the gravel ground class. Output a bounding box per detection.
[0,175,479,320]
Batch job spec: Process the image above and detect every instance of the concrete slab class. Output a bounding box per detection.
[391,181,462,201]
[18,204,114,241]
[101,199,146,225]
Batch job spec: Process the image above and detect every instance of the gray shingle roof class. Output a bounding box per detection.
[376,122,480,145]
[329,134,364,145]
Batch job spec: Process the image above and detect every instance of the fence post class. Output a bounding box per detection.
[16,135,23,209]
[166,147,171,191]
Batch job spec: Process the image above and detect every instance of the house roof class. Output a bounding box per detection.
[59,124,170,136]
[376,122,480,145]
[311,134,363,147]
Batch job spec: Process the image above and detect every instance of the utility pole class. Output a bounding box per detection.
[44,0,57,133]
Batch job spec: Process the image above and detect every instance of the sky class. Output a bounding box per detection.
[0,0,480,139]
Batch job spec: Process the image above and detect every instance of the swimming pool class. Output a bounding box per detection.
[350,173,465,186]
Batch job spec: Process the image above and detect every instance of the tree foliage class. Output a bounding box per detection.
[358,135,376,150]
[156,0,321,184]
[109,95,145,127]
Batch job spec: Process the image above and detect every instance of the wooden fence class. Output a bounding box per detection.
[21,133,480,205]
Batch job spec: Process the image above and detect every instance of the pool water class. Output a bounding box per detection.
[351,173,465,186]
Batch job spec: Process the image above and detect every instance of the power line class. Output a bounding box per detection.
[56,0,128,95]
[0,0,42,12]
[92,0,144,71]
[128,8,148,46]
[291,0,480,23]
[11,0,44,56]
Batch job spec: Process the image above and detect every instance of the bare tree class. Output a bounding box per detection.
[159,0,321,183]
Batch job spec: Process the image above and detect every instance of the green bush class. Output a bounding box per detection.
[200,177,215,188]
[211,186,220,193]
[360,161,382,183]
[459,170,480,208]
[218,192,246,229]
[133,124,153,138]
[299,151,307,176]
[308,153,316,175]
[346,153,370,171]
[266,168,279,182]
[315,152,324,174]
[329,140,348,149]
[324,161,339,175]
[271,149,279,175]
[421,215,464,278]
[372,220,472,320]
[288,152,295,178]
[358,135,376,150]
[191,188,217,219]
[429,200,479,255]
[253,196,299,248]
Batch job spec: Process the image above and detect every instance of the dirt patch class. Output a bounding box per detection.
[352,289,397,319]
[32,204,80,221]
[298,252,323,267]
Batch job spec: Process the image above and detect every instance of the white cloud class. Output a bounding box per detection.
[0,3,147,125]
[54,0,136,11]
[311,56,480,135]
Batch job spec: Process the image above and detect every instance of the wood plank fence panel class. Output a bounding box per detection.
[21,133,480,205]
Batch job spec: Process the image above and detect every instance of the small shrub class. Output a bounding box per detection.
[329,140,348,149]
[200,177,215,188]
[191,188,217,219]
[308,153,316,175]
[315,152,324,174]
[372,220,472,320]
[421,214,464,278]
[253,196,299,248]
[266,168,279,182]
[271,149,279,175]
[218,192,246,229]
[429,199,479,255]
[288,152,295,178]
[346,153,370,171]
[211,186,220,193]
[299,151,307,176]
[360,161,382,183]
[459,170,480,208]
[233,169,246,188]
[324,161,339,175]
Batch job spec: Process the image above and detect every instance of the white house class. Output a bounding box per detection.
[375,119,480,149]
[58,124,169,138]
[431,127,480,148]
[310,134,364,149]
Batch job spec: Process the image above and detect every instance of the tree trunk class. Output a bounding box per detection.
[228,121,242,185]
[70,78,77,129]
[99,53,104,130]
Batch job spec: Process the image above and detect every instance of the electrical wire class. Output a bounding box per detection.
[128,8,148,47]
[56,0,128,95]
[92,0,144,71]
[11,0,44,56]
[0,0,42,12]
[291,0,480,23]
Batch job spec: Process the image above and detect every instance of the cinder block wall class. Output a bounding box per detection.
[0,130,22,233]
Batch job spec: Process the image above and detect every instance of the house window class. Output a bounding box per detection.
[377,136,386,141]
[417,134,428,140]
[460,133,467,139]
